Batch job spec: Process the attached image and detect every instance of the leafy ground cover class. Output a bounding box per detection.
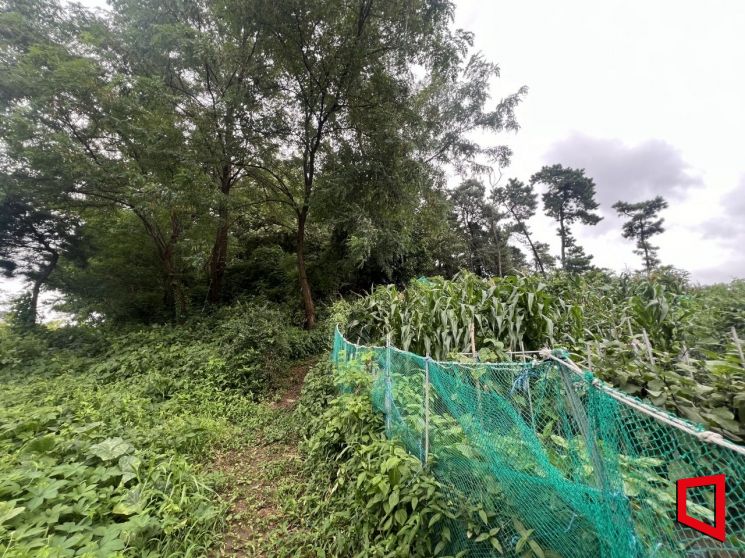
[2,274,743,556]
[271,355,554,558]
[0,302,324,557]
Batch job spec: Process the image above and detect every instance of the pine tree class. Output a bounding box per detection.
[531,165,602,270]
[491,179,547,274]
[613,196,668,273]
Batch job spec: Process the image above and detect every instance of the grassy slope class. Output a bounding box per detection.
[0,305,322,557]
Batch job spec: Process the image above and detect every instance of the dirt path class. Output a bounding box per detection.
[211,358,315,557]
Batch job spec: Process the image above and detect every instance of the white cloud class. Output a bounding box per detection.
[454,0,745,283]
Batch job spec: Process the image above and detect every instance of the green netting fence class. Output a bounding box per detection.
[331,327,745,558]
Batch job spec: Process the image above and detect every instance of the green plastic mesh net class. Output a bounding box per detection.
[332,328,745,557]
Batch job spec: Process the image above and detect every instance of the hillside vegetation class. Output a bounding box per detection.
[0,302,324,556]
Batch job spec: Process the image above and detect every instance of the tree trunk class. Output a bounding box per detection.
[559,215,566,268]
[163,245,187,321]
[491,221,503,276]
[29,279,42,326]
[506,206,545,276]
[640,223,651,274]
[207,164,233,305]
[207,201,229,304]
[296,208,316,329]
[133,209,187,321]
[28,251,59,326]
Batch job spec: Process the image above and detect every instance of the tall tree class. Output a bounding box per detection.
[110,0,277,305]
[252,0,525,327]
[531,164,602,269]
[0,0,207,319]
[449,179,522,277]
[491,178,545,274]
[613,196,668,273]
[450,179,488,274]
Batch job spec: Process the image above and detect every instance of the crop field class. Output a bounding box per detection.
[345,272,745,442]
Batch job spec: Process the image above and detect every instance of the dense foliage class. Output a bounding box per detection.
[0,302,324,556]
[284,359,511,558]
[0,0,529,326]
[344,271,745,441]
[1,0,676,330]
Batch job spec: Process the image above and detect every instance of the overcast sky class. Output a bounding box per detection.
[2,0,744,311]
[455,0,745,283]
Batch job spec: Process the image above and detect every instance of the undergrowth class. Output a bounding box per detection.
[277,359,509,558]
[0,300,325,557]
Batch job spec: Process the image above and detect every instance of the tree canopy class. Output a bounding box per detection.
[531,164,602,270]
[614,196,668,273]
[0,0,677,326]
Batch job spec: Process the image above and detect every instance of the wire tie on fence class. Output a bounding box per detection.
[564,512,577,533]
[510,365,542,395]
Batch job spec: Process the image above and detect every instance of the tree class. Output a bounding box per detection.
[449,179,524,277]
[0,0,208,319]
[450,179,488,273]
[530,242,556,273]
[491,178,545,274]
[110,0,277,305]
[563,235,594,273]
[0,0,526,325]
[0,189,85,325]
[251,0,525,327]
[531,164,602,269]
[613,196,668,273]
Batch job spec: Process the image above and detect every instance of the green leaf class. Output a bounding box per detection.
[475,533,490,543]
[24,434,56,454]
[118,455,141,483]
[528,540,545,558]
[89,437,133,461]
[388,491,399,509]
[478,509,488,525]
[0,502,25,525]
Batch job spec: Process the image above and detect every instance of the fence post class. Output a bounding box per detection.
[423,354,430,467]
[385,333,392,435]
[472,322,484,426]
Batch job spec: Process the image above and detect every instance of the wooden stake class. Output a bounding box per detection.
[732,327,745,369]
[471,321,483,425]
[642,329,655,366]
[385,333,392,434]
